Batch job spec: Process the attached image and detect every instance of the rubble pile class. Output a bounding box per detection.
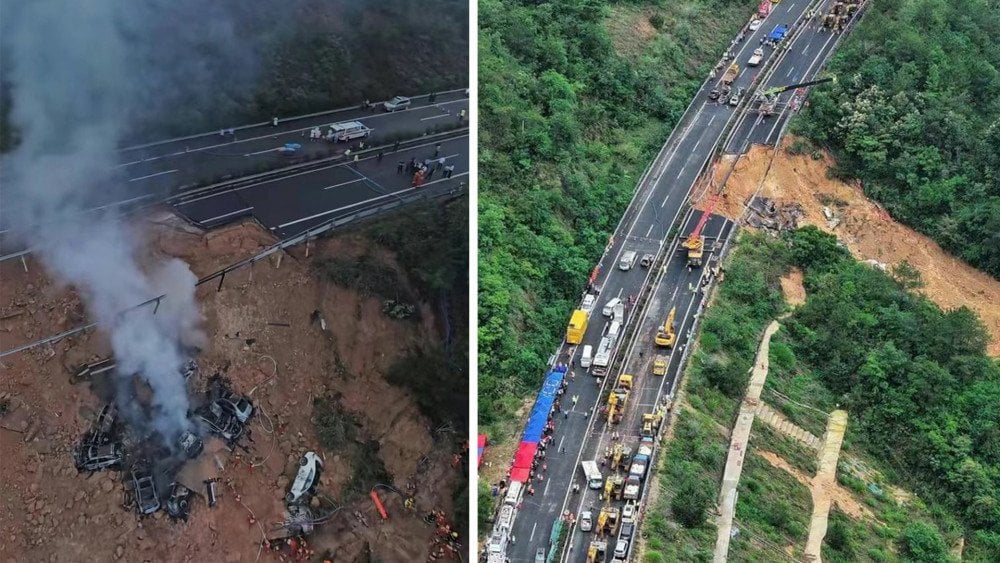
[744,195,805,232]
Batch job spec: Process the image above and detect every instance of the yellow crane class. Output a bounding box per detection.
[654,307,677,347]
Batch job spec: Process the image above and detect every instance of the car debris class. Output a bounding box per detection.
[639,254,654,268]
[205,478,218,508]
[744,195,804,232]
[130,468,161,516]
[177,430,204,459]
[286,452,323,505]
[75,442,123,472]
[165,482,193,521]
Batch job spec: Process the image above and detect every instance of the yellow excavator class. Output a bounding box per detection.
[654,307,677,347]
[606,374,633,426]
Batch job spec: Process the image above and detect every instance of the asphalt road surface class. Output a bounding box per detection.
[497,0,847,560]
[174,133,469,237]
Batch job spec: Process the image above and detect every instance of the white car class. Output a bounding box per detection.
[749,19,763,31]
[286,452,323,504]
[383,96,411,112]
[621,501,636,523]
[580,510,593,532]
[614,539,629,559]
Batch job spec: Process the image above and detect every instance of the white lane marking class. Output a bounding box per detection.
[557,435,566,452]
[117,99,470,166]
[645,223,654,237]
[616,287,624,299]
[529,522,538,543]
[128,169,178,182]
[274,172,468,229]
[543,479,551,497]
[323,178,365,190]
[677,164,687,179]
[786,66,795,77]
[245,147,283,156]
[660,193,671,208]
[199,207,253,224]
[420,114,449,121]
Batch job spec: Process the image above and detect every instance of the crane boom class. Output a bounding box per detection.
[761,75,836,97]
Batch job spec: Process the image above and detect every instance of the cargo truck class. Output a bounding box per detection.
[748,47,764,66]
[652,355,667,376]
[722,63,740,85]
[592,337,613,376]
[582,460,604,489]
[623,476,641,500]
[566,309,589,344]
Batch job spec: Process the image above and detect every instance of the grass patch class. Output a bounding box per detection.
[316,254,416,307]
[385,344,468,428]
[751,423,818,476]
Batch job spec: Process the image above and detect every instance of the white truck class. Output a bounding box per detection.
[581,460,604,489]
[748,47,765,66]
[581,293,597,315]
[623,476,641,500]
[592,337,613,375]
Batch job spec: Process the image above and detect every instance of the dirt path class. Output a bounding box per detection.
[754,402,820,450]
[705,139,1000,356]
[713,320,781,563]
[804,410,849,561]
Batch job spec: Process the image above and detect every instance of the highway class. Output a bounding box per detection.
[174,132,469,236]
[492,0,852,561]
[0,90,468,254]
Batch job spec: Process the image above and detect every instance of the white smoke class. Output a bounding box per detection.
[0,0,252,442]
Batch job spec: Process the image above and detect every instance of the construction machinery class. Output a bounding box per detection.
[652,354,668,376]
[605,443,633,471]
[596,506,620,538]
[682,195,721,267]
[586,540,607,563]
[654,307,677,347]
[721,63,740,85]
[606,374,633,426]
[604,474,624,500]
[757,76,836,116]
[641,409,664,437]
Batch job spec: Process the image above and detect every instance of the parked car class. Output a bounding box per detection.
[620,521,635,540]
[729,94,740,106]
[580,510,593,532]
[75,442,123,472]
[749,19,763,31]
[621,501,636,523]
[534,547,546,562]
[383,96,411,112]
[131,469,161,515]
[287,452,323,504]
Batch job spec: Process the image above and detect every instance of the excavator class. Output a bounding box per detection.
[606,374,633,426]
[654,307,677,347]
[757,75,836,116]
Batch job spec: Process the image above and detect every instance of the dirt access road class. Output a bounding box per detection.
[0,214,463,562]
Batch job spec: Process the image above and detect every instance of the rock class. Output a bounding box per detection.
[74,490,86,502]
[115,545,124,559]
[101,479,115,493]
[276,475,289,489]
[310,496,320,509]
[29,483,38,493]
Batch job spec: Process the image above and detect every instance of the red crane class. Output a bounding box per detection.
[682,194,721,267]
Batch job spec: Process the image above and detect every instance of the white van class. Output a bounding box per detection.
[580,345,593,368]
[618,250,637,271]
[328,121,372,142]
[602,297,621,317]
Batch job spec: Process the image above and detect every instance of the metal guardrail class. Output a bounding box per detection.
[0,182,465,359]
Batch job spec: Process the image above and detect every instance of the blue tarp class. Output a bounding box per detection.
[521,366,567,444]
[768,24,788,41]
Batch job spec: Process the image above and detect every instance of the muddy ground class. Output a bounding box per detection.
[0,212,465,563]
[701,137,1000,355]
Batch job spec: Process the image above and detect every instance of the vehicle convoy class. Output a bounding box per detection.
[654,307,677,347]
[748,47,765,66]
[566,309,589,345]
[721,63,740,85]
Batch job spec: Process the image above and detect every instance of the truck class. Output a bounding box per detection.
[629,452,650,480]
[592,337,613,376]
[757,0,772,17]
[566,309,589,344]
[652,355,667,376]
[581,294,597,315]
[623,476,641,500]
[722,63,740,85]
[748,47,765,66]
[606,374,633,425]
[582,460,604,489]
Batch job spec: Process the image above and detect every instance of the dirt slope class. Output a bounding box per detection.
[0,213,462,563]
[705,138,1000,355]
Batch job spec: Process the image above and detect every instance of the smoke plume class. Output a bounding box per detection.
[0,1,257,442]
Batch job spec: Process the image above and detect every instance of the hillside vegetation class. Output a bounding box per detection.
[650,228,999,561]
[478,0,756,434]
[794,0,1000,277]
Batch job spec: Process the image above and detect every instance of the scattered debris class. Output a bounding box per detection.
[743,195,805,232]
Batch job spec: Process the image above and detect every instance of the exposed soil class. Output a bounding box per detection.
[0,212,464,563]
[606,7,659,59]
[755,450,873,522]
[701,139,1000,355]
[779,268,806,307]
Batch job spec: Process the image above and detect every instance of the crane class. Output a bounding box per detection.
[654,306,677,347]
[682,194,720,267]
[758,75,836,116]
